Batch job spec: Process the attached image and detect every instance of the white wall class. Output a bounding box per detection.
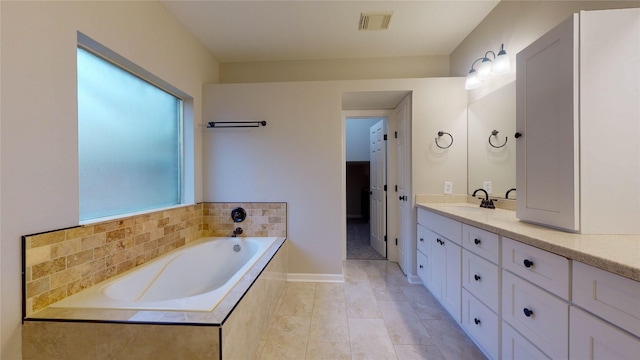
[203,78,466,277]
[0,1,218,358]
[345,118,382,162]
[220,55,450,83]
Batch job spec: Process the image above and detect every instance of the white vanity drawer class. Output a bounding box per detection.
[502,270,569,360]
[416,250,429,285]
[416,224,431,255]
[417,208,462,245]
[462,224,500,264]
[502,237,570,300]
[502,321,551,360]
[570,306,640,360]
[572,261,640,337]
[462,289,500,360]
[462,249,500,313]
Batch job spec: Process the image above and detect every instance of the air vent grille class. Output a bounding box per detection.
[359,11,393,31]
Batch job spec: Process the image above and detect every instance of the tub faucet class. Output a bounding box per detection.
[232,227,243,237]
[472,188,495,209]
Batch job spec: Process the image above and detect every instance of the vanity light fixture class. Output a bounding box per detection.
[464,44,511,90]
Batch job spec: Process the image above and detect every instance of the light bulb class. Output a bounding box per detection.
[477,58,493,80]
[492,44,511,75]
[492,53,511,75]
[465,69,481,90]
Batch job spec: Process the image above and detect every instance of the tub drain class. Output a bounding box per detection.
[233,244,241,252]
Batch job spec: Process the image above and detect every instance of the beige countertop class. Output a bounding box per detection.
[417,202,640,282]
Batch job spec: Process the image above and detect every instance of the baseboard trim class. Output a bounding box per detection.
[287,273,345,283]
[407,274,422,285]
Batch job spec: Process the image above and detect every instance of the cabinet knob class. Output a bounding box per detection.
[474,318,481,325]
[515,132,522,138]
[419,264,423,269]
[523,308,534,317]
[474,274,481,281]
[419,237,424,242]
[523,259,534,268]
[474,238,481,245]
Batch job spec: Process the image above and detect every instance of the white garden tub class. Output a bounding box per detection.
[49,237,278,312]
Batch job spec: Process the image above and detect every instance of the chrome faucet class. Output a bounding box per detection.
[472,188,495,209]
[232,227,243,237]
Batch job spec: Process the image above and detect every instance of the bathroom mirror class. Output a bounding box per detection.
[467,81,516,199]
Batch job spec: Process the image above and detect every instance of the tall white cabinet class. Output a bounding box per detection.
[515,8,640,234]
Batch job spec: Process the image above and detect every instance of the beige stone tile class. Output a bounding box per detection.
[309,306,349,342]
[260,315,310,360]
[378,300,435,345]
[402,286,450,321]
[96,323,219,360]
[26,277,50,298]
[306,340,352,360]
[277,282,316,316]
[421,319,487,360]
[65,226,94,240]
[31,257,66,280]
[25,246,51,267]
[30,230,66,248]
[394,345,446,360]
[369,275,410,301]
[345,279,382,319]
[349,318,398,359]
[22,321,97,359]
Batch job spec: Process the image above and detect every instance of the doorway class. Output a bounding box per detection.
[345,117,386,260]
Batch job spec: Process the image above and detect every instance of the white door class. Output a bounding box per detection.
[396,97,410,274]
[369,120,386,258]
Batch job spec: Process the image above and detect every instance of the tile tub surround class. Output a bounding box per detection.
[417,202,640,281]
[203,202,287,238]
[23,238,287,359]
[23,202,287,317]
[23,204,203,316]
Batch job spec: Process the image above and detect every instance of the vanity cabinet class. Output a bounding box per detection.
[416,208,461,322]
[515,8,640,233]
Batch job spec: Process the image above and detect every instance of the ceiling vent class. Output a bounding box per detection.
[359,11,393,31]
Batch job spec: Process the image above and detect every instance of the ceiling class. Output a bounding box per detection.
[159,0,501,63]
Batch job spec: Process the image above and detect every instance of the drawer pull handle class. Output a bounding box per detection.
[419,264,424,269]
[474,274,481,281]
[436,238,444,245]
[474,238,481,245]
[420,237,424,242]
[523,259,534,268]
[523,308,534,317]
[474,318,481,325]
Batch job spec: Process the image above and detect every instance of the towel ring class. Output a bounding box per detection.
[435,131,453,149]
[489,130,507,148]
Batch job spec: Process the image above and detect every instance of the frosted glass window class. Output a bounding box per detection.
[78,47,182,221]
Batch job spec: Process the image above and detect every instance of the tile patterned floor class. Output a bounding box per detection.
[255,260,487,360]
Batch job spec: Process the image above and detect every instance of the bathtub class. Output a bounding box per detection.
[49,236,278,312]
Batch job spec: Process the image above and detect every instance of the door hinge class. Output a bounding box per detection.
[384,134,388,141]
[395,185,398,192]
[395,238,398,246]
[384,235,387,242]
[394,131,398,139]
[384,185,387,191]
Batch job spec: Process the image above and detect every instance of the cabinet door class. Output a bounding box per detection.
[502,321,551,360]
[570,306,640,360]
[502,270,569,359]
[441,239,461,323]
[416,249,429,285]
[462,289,499,360]
[516,14,579,232]
[462,249,500,313]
